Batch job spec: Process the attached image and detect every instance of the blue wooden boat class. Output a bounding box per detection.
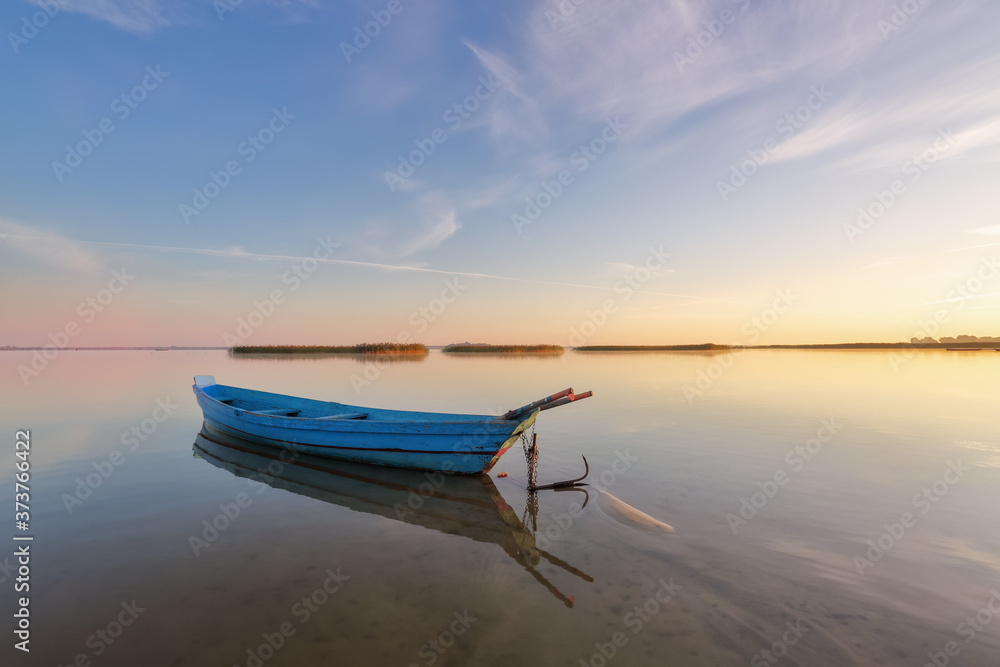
[192,376,592,475]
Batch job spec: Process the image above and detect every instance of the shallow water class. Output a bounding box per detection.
[2,349,999,666]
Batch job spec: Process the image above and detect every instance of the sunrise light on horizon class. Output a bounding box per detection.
[3,0,1000,348]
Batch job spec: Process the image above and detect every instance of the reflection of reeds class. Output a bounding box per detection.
[230,343,428,354]
[443,345,564,354]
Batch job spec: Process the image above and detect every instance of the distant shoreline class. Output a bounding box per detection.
[442,344,564,354]
[575,343,1000,351]
[0,346,228,351]
[230,344,428,355]
[2,342,997,352]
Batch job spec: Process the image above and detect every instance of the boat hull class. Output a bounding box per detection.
[193,379,535,474]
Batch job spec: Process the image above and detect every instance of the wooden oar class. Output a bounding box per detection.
[538,391,593,412]
[501,388,574,420]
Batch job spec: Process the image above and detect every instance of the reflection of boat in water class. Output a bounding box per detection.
[192,424,593,607]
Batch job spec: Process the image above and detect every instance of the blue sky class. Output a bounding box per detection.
[2,0,999,346]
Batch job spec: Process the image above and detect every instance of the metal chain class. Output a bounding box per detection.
[520,426,537,486]
[521,491,538,534]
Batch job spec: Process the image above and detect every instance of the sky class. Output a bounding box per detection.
[1,0,999,347]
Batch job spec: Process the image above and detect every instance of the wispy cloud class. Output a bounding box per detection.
[29,0,177,33]
[947,242,1000,253]
[439,1,871,213]
[355,193,462,259]
[922,292,1000,306]
[398,209,460,257]
[967,225,1000,236]
[1,232,747,306]
[463,40,548,142]
[604,261,674,279]
[28,0,320,33]
[860,256,913,271]
[448,0,1000,211]
[473,0,886,146]
[0,219,100,271]
[767,4,1000,171]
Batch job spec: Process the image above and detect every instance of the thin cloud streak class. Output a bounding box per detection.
[946,243,1000,253]
[3,234,752,307]
[0,221,100,271]
[922,292,1000,306]
[28,0,176,33]
[26,0,322,33]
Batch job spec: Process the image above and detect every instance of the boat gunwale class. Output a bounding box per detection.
[194,382,516,426]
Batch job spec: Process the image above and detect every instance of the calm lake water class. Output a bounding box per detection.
[2,349,999,666]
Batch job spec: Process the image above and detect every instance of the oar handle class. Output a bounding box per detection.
[537,391,593,412]
[502,388,574,420]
